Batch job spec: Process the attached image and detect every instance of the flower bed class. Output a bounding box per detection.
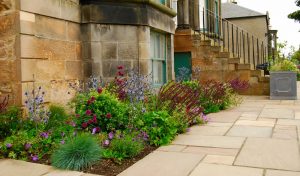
[0,66,247,175]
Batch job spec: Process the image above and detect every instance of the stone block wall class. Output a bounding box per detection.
[0,0,21,105]
[19,0,84,105]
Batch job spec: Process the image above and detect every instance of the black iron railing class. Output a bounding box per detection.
[197,8,273,71]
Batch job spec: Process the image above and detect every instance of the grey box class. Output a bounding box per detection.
[270,71,297,100]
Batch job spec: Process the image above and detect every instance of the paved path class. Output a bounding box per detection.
[2,83,300,176]
[119,83,300,176]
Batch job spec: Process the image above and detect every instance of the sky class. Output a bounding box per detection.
[221,0,300,54]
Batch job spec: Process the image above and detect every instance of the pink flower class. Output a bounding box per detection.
[108,132,114,140]
[81,122,88,129]
[86,110,92,116]
[6,143,12,148]
[61,140,65,144]
[106,113,112,119]
[103,140,110,146]
[31,154,38,162]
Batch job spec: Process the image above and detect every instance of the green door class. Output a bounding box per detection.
[174,52,192,81]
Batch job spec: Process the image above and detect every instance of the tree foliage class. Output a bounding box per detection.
[288,0,300,22]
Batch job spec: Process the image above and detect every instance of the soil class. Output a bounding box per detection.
[85,145,157,176]
[34,145,157,176]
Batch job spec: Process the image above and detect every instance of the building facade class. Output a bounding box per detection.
[0,0,176,105]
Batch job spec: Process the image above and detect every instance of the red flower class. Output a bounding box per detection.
[86,110,92,116]
[88,119,93,124]
[117,65,124,70]
[90,96,96,102]
[87,100,91,105]
[117,71,124,76]
[82,122,88,129]
[106,113,112,119]
[97,88,103,94]
[93,115,97,123]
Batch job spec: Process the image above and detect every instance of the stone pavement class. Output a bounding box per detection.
[118,83,300,176]
[2,83,300,176]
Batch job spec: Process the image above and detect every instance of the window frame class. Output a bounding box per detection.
[150,31,167,87]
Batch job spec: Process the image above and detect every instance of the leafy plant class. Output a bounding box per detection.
[139,111,177,146]
[228,78,250,92]
[74,90,128,132]
[103,133,144,163]
[158,81,203,124]
[0,106,22,139]
[51,133,102,171]
[45,105,68,130]
[270,60,298,72]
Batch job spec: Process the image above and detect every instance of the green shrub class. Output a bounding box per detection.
[103,134,144,162]
[270,60,298,71]
[46,105,68,130]
[171,106,189,133]
[74,90,129,132]
[0,106,22,139]
[51,133,102,171]
[139,111,177,146]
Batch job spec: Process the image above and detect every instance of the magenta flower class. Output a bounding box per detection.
[90,96,96,102]
[24,143,31,150]
[117,65,124,70]
[86,110,92,116]
[108,132,114,140]
[88,119,93,124]
[6,143,12,148]
[31,154,38,162]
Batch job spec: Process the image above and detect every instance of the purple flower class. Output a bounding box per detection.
[103,140,110,146]
[6,143,12,148]
[61,140,65,144]
[108,132,114,140]
[40,132,49,139]
[61,132,65,137]
[31,154,38,162]
[92,128,97,135]
[24,143,31,150]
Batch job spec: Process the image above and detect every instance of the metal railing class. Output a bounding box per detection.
[197,8,273,71]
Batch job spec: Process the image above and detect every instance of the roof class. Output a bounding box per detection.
[222,3,266,19]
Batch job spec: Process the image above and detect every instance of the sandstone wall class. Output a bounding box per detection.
[0,0,21,105]
[19,0,84,105]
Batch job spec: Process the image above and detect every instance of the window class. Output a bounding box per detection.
[150,31,166,86]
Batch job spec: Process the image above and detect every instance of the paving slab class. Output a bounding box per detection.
[189,163,263,176]
[118,151,204,176]
[235,138,300,171]
[44,170,84,176]
[277,119,300,126]
[205,122,233,127]
[182,146,239,156]
[186,126,230,136]
[272,125,298,140]
[259,108,294,119]
[202,155,235,165]
[266,170,300,176]
[240,112,259,120]
[226,126,272,138]
[207,112,241,123]
[235,120,275,127]
[0,159,53,176]
[172,135,245,149]
[157,145,186,152]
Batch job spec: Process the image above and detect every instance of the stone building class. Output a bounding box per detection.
[0,0,176,105]
[174,0,271,95]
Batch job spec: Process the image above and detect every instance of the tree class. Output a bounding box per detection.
[288,0,300,22]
